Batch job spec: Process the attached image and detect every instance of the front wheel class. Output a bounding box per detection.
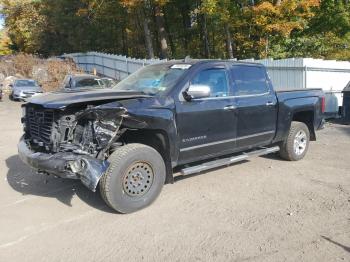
[99,143,166,213]
[279,121,310,161]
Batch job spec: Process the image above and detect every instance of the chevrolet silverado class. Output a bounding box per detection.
[18,60,325,213]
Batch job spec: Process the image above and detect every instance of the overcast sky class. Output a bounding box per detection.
[0,6,3,29]
[0,15,4,30]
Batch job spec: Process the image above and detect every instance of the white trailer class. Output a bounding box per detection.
[65,53,350,115]
[243,58,350,112]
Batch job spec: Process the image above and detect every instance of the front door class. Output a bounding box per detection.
[176,64,238,165]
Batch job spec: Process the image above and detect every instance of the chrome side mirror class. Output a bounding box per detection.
[183,84,211,101]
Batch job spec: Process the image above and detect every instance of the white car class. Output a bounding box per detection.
[10,79,43,101]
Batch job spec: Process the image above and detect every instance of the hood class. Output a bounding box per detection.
[27,88,152,109]
[14,86,41,92]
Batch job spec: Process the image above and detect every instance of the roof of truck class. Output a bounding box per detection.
[67,73,97,79]
[157,59,264,67]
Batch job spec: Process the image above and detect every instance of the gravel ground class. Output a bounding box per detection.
[0,96,349,262]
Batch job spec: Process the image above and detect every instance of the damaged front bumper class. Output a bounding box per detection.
[18,136,109,191]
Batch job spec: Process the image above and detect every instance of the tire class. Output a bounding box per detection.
[279,121,310,161]
[9,94,17,101]
[99,143,166,213]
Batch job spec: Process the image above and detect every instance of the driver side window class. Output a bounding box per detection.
[191,69,229,97]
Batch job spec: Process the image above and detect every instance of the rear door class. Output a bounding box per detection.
[230,64,277,149]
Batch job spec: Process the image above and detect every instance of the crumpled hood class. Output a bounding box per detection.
[27,88,151,109]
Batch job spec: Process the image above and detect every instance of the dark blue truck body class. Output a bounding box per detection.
[18,60,325,191]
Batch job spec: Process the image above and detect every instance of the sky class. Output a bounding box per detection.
[0,15,4,30]
[0,6,3,29]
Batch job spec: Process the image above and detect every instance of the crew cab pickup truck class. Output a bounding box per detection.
[18,60,325,213]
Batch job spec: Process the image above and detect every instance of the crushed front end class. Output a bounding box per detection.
[18,103,127,191]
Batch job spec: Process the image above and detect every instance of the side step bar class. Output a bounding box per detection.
[180,146,280,176]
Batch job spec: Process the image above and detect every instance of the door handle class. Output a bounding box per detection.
[224,105,237,111]
[266,101,274,106]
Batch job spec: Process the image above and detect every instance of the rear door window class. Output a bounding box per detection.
[231,65,269,96]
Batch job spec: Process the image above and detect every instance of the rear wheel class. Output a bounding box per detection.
[99,143,166,213]
[279,121,310,161]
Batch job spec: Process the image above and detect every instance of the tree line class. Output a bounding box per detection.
[1,0,349,60]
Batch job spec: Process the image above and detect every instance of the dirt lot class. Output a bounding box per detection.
[0,96,349,262]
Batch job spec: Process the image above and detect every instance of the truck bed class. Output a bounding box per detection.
[276,88,323,102]
[276,88,322,93]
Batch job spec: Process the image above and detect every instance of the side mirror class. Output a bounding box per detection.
[183,84,210,101]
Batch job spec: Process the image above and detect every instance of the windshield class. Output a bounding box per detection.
[75,78,101,88]
[15,80,38,87]
[113,63,191,95]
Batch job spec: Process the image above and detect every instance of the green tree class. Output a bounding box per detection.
[0,0,349,60]
[1,0,45,53]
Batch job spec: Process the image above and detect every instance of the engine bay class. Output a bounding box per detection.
[24,104,127,160]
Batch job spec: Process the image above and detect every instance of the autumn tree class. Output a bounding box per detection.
[121,0,155,58]
[1,0,45,53]
[0,29,12,55]
[0,0,349,60]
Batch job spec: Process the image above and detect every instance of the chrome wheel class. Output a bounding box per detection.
[294,130,307,156]
[122,161,154,197]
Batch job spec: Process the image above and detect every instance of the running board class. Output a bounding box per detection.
[180,146,280,176]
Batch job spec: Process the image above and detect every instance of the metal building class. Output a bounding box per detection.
[65,53,350,114]
[244,58,350,109]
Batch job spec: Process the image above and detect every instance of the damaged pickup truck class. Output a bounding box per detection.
[18,60,325,213]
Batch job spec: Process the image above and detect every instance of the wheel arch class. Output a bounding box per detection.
[119,129,174,184]
[292,110,316,141]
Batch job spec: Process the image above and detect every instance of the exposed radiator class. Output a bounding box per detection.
[26,106,55,146]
